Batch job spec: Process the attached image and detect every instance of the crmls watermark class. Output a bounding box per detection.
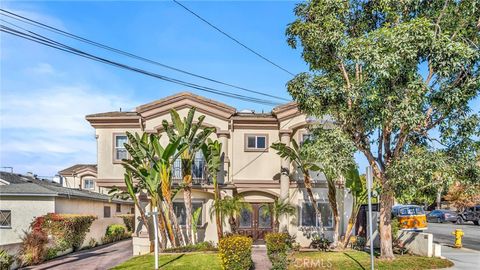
[292,258,333,269]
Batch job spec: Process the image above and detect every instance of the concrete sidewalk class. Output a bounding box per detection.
[22,239,132,270]
[252,245,271,270]
[440,244,480,270]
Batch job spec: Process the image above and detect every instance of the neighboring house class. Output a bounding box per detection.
[84,92,353,253]
[0,171,134,253]
[58,164,110,195]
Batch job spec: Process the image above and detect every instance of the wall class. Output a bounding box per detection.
[0,196,55,246]
[54,197,133,217]
[83,217,125,247]
[62,175,110,194]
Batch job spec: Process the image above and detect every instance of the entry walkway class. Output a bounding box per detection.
[252,245,271,270]
[23,239,132,270]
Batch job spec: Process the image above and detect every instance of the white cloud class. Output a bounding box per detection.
[28,63,56,75]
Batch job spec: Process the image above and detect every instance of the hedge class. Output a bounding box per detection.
[218,235,253,270]
[265,232,291,270]
[117,214,135,232]
[102,224,130,244]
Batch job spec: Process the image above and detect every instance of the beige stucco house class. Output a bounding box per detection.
[0,171,134,254]
[58,164,111,195]
[85,92,353,254]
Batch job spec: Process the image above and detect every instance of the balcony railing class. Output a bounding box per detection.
[171,157,209,185]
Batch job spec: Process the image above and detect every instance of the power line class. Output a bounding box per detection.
[172,0,296,77]
[0,8,290,102]
[0,24,281,106]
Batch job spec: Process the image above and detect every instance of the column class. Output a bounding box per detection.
[217,130,230,184]
[279,129,292,231]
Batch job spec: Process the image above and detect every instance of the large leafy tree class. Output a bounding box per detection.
[286,0,479,258]
[302,127,356,247]
[162,108,214,244]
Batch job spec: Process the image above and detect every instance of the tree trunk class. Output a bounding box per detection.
[379,184,395,259]
[229,217,237,234]
[157,206,170,249]
[168,201,185,247]
[327,177,339,247]
[436,187,443,209]
[213,178,223,240]
[304,174,323,230]
[182,159,193,245]
[342,201,360,248]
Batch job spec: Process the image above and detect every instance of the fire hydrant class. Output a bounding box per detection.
[452,229,464,248]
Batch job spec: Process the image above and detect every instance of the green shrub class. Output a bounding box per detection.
[18,213,96,266]
[265,232,292,270]
[163,241,217,253]
[218,235,252,270]
[102,224,129,244]
[0,249,14,270]
[117,214,135,232]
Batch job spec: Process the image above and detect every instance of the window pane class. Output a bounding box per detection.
[258,205,272,228]
[174,203,187,226]
[256,136,266,149]
[247,136,256,148]
[116,135,127,147]
[301,203,316,226]
[116,149,128,160]
[104,206,111,218]
[318,203,333,227]
[0,210,11,227]
[239,208,252,228]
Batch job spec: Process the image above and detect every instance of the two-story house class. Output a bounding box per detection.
[85,92,353,253]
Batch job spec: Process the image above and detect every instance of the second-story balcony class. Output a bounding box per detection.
[171,157,209,185]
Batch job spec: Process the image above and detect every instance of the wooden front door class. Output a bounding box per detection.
[237,203,273,242]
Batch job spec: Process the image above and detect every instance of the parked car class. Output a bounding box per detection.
[457,205,480,225]
[392,205,428,231]
[426,209,458,223]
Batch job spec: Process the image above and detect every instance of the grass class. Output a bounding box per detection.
[110,252,221,270]
[291,250,454,270]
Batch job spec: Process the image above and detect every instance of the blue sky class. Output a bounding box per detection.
[1,1,315,176]
[1,1,477,177]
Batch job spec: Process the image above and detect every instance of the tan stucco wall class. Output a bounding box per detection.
[0,196,55,245]
[96,127,141,181]
[231,129,281,181]
[54,197,133,217]
[62,175,110,194]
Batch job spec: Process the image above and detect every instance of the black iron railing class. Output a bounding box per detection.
[172,157,209,185]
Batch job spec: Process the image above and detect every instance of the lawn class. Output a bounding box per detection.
[291,250,453,270]
[110,252,221,270]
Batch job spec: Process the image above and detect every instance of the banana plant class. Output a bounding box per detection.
[271,139,323,231]
[162,107,215,244]
[191,207,202,244]
[202,138,223,240]
[342,166,367,248]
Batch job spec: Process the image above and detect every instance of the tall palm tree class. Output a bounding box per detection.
[261,199,296,232]
[162,107,214,244]
[271,140,323,230]
[202,138,224,240]
[212,195,251,234]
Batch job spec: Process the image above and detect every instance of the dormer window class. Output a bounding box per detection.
[245,134,268,152]
[83,179,95,189]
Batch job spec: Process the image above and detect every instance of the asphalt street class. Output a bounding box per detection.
[424,222,480,251]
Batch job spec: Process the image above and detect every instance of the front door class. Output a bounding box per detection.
[237,203,273,242]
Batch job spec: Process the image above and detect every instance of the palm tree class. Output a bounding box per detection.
[271,140,323,230]
[212,195,251,234]
[202,138,224,240]
[162,107,214,244]
[261,199,296,232]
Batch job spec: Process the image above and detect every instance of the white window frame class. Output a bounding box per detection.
[83,179,95,189]
[113,134,128,162]
[245,134,268,151]
[299,201,334,229]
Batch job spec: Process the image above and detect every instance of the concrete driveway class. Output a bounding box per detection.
[23,239,133,270]
[425,222,480,250]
